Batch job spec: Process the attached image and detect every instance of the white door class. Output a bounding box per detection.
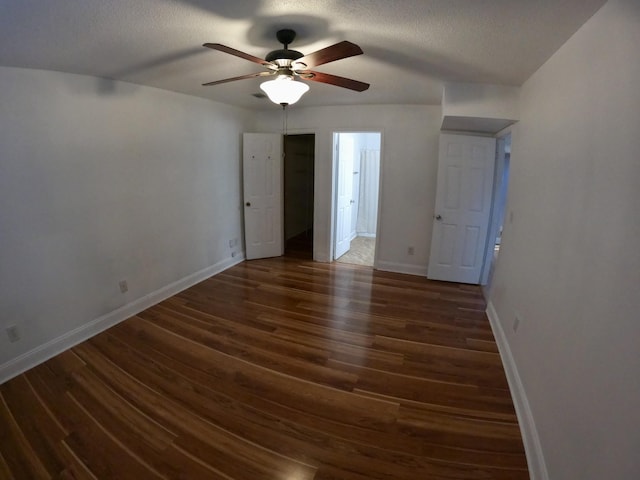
[427,134,496,284]
[243,133,283,260]
[334,134,354,259]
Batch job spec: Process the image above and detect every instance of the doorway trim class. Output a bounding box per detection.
[272,127,321,261]
[481,129,512,289]
[331,130,384,267]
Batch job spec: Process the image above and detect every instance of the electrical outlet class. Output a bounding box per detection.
[6,325,20,343]
[513,315,521,333]
[119,280,129,293]
[407,246,415,256]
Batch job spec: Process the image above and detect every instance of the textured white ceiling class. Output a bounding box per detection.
[0,0,607,110]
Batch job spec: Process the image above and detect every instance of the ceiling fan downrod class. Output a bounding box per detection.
[265,29,304,63]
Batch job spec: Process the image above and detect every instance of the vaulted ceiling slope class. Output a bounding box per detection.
[0,0,607,109]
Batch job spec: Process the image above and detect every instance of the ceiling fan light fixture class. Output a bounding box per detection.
[260,76,309,106]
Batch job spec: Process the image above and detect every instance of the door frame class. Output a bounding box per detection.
[283,133,315,248]
[330,130,384,266]
[333,133,356,260]
[271,127,320,260]
[244,127,384,266]
[480,129,512,287]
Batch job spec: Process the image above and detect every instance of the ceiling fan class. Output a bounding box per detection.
[202,29,369,106]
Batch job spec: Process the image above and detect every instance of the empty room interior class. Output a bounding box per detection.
[1,1,639,479]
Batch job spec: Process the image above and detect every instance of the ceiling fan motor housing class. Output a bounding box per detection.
[265,48,304,63]
[265,29,304,63]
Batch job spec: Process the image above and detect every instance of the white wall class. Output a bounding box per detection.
[0,66,252,380]
[254,105,442,275]
[441,82,520,133]
[442,82,520,121]
[488,0,640,478]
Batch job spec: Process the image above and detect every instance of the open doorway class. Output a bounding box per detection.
[481,132,511,288]
[284,134,315,259]
[333,132,381,267]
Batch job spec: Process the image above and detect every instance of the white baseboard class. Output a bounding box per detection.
[375,260,428,277]
[0,254,245,384]
[486,301,549,480]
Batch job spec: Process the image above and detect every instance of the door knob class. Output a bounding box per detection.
[435,214,442,220]
[245,202,251,207]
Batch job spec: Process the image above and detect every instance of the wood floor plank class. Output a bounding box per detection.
[0,451,16,480]
[100,327,524,472]
[140,304,359,390]
[0,391,50,479]
[88,332,322,469]
[64,393,166,480]
[75,333,319,479]
[66,363,177,452]
[0,375,67,477]
[0,256,529,479]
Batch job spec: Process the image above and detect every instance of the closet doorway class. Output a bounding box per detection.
[284,134,315,259]
[333,132,381,267]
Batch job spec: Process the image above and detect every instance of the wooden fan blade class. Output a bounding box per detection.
[301,71,370,92]
[203,43,270,65]
[202,71,274,86]
[295,41,363,68]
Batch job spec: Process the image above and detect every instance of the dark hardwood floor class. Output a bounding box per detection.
[0,255,529,479]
